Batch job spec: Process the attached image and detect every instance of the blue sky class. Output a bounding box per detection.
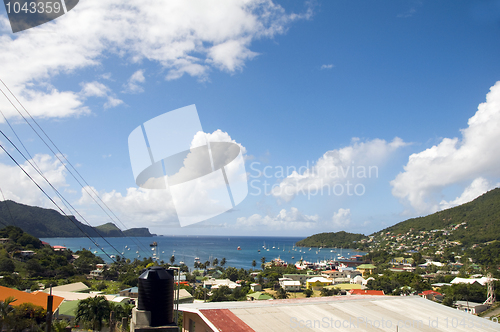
[1,0,500,237]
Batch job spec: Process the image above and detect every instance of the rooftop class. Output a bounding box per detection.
[180,296,498,331]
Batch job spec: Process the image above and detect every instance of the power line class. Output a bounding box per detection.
[0,79,150,257]
[0,129,124,259]
[0,187,15,228]
[0,139,117,262]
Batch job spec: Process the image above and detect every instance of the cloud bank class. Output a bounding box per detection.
[391,81,500,214]
[0,0,310,120]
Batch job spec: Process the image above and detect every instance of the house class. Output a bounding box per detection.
[250,283,262,292]
[278,277,293,285]
[283,274,309,285]
[52,245,67,251]
[349,289,384,296]
[203,278,240,290]
[179,295,497,331]
[120,286,139,298]
[455,301,489,315]
[89,269,103,279]
[451,277,496,286]
[43,282,90,293]
[282,280,301,292]
[0,238,10,244]
[246,292,273,301]
[306,277,332,290]
[418,290,443,301]
[177,289,195,304]
[356,264,376,276]
[0,286,64,316]
[350,275,365,285]
[20,250,35,257]
[321,270,346,278]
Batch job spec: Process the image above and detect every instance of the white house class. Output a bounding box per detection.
[204,278,240,289]
[282,280,301,292]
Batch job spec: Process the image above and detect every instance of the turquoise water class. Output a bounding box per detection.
[41,236,365,270]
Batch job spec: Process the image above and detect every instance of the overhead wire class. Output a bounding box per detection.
[0,138,118,262]
[0,187,13,228]
[0,79,151,257]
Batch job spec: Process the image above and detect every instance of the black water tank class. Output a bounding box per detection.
[138,266,174,326]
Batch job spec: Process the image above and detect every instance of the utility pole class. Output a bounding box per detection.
[45,287,53,332]
[484,272,496,305]
[109,311,115,332]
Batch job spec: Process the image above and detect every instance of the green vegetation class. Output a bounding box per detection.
[374,188,500,245]
[0,297,47,331]
[296,231,366,248]
[0,200,153,238]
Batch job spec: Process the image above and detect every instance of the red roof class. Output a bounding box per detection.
[200,309,254,332]
[419,290,442,296]
[349,289,384,296]
[0,286,64,311]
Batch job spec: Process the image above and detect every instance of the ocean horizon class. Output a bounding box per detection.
[41,235,366,270]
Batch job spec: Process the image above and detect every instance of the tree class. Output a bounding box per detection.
[220,257,226,267]
[276,287,289,299]
[210,286,232,302]
[221,267,239,282]
[170,255,175,265]
[204,260,211,269]
[76,296,111,331]
[252,260,257,268]
[0,296,16,331]
[213,258,218,267]
[52,319,71,332]
[0,257,15,273]
[11,302,46,330]
[304,289,313,297]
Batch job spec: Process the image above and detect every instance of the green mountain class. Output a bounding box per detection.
[373,187,500,245]
[0,200,153,238]
[297,187,500,248]
[296,231,366,248]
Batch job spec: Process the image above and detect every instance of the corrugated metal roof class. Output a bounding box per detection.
[181,296,500,332]
[200,309,254,332]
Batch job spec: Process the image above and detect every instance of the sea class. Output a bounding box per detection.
[40,236,366,270]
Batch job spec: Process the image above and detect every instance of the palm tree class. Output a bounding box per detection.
[170,255,175,265]
[75,296,111,331]
[213,258,218,267]
[276,287,289,299]
[252,260,257,268]
[220,257,226,267]
[204,260,211,269]
[52,319,70,332]
[0,296,16,331]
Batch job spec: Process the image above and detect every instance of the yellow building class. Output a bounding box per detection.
[356,264,376,276]
[306,277,332,290]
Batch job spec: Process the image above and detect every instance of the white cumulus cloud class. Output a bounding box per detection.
[332,208,351,227]
[123,70,146,94]
[272,137,407,202]
[236,207,319,230]
[0,0,309,120]
[391,81,500,214]
[0,154,68,207]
